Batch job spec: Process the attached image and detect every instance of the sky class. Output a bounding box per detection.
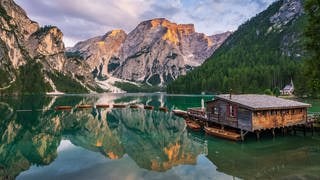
[16,0,276,47]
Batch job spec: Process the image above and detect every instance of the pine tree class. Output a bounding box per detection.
[304,0,320,97]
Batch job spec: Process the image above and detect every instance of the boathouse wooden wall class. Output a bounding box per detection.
[237,108,252,131]
[251,108,307,131]
[206,95,310,133]
[206,100,252,131]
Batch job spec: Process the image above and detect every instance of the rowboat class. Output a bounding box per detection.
[172,109,187,118]
[130,104,139,109]
[77,104,92,109]
[144,105,154,110]
[96,104,110,108]
[159,107,168,112]
[204,126,241,141]
[186,120,201,131]
[113,104,126,108]
[55,106,72,111]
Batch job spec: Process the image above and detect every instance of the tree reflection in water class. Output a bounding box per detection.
[0,94,319,179]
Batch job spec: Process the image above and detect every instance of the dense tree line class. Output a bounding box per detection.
[300,0,320,97]
[167,0,307,95]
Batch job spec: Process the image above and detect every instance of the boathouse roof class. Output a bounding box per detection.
[207,94,311,111]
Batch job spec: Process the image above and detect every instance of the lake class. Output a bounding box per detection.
[0,93,319,180]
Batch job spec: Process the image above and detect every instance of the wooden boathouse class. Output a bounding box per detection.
[185,94,312,140]
[204,94,311,139]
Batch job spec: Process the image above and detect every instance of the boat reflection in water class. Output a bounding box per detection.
[0,95,218,179]
[0,94,319,179]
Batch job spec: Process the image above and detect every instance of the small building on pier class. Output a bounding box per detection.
[205,94,311,133]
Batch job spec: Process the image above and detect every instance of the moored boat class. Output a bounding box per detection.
[185,120,201,131]
[113,104,126,108]
[144,105,154,110]
[130,104,139,109]
[172,109,187,118]
[55,106,72,111]
[159,107,168,112]
[204,126,241,141]
[96,104,110,108]
[77,104,92,109]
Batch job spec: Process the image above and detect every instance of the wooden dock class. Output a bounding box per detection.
[187,108,207,120]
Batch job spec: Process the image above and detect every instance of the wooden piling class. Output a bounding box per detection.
[271,128,275,138]
[256,131,260,140]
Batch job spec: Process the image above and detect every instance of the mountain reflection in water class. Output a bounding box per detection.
[0,94,319,180]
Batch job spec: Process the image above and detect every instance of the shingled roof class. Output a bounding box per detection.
[208,94,311,111]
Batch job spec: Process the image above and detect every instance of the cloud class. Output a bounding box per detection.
[15,0,276,47]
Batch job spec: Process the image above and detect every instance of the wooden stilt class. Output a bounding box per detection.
[256,131,260,140]
[304,125,307,136]
[288,126,293,135]
[241,130,244,141]
[284,127,288,135]
[293,126,297,135]
[311,123,314,136]
[271,128,275,138]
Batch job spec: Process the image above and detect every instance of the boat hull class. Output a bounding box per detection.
[204,126,241,141]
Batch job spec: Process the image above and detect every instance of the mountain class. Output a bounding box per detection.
[0,0,100,95]
[68,18,231,88]
[0,0,230,94]
[167,0,306,94]
[68,29,127,76]
[0,95,205,178]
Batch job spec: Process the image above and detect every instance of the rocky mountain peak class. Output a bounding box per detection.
[270,0,303,29]
[27,26,66,71]
[147,18,195,44]
[68,29,127,76]
[67,18,231,89]
[108,29,126,37]
[1,0,39,41]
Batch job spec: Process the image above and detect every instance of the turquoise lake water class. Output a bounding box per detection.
[0,93,319,179]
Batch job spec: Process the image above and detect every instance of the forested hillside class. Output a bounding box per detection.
[167,0,306,94]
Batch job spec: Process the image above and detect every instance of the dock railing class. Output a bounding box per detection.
[187,107,207,120]
[207,112,238,128]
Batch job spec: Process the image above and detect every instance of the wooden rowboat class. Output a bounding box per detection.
[186,120,201,131]
[77,104,92,109]
[159,107,168,112]
[204,126,241,141]
[144,105,154,110]
[113,104,126,108]
[55,106,72,111]
[96,104,110,108]
[130,104,139,109]
[172,109,188,118]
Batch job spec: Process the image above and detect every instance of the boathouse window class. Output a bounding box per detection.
[291,110,295,115]
[214,107,219,115]
[229,105,236,117]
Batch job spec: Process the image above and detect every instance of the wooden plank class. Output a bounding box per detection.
[252,108,307,130]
